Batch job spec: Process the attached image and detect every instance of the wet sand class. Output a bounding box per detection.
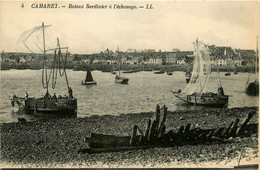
[0,106,258,168]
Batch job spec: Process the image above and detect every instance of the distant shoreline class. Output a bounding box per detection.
[1,63,256,73]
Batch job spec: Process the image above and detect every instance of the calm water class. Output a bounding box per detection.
[0,69,258,123]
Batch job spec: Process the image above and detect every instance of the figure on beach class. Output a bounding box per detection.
[68,87,73,99]
[25,92,28,99]
[217,86,224,96]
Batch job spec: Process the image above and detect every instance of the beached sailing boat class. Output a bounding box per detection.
[81,68,97,85]
[11,22,77,116]
[115,47,129,84]
[173,39,229,107]
[245,36,259,96]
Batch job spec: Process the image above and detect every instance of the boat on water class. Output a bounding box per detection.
[245,36,259,96]
[225,72,231,76]
[115,70,129,84]
[11,23,77,116]
[82,68,97,85]
[166,71,173,75]
[115,47,129,84]
[122,70,140,73]
[245,80,259,96]
[173,39,229,107]
[154,70,165,74]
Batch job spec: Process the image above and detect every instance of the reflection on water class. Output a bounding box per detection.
[0,69,258,123]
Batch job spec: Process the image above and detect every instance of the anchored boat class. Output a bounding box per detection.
[245,36,259,96]
[11,23,77,116]
[82,68,97,85]
[154,70,165,74]
[173,39,229,107]
[115,46,129,84]
[225,72,231,76]
[115,69,129,84]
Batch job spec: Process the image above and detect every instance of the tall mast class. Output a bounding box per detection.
[42,22,48,93]
[256,35,258,76]
[118,46,121,77]
[42,22,46,55]
[57,38,70,90]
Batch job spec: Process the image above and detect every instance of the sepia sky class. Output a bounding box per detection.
[0,1,260,54]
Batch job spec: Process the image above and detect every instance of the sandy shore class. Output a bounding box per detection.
[0,106,258,168]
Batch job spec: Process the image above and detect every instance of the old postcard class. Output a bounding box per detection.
[0,1,259,168]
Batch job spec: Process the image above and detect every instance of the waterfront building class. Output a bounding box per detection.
[165,52,177,65]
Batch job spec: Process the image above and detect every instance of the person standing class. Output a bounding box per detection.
[68,87,73,99]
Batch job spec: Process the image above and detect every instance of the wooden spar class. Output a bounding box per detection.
[57,38,70,90]
[158,105,167,132]
[184,123,191,133]
[194,94,197,106]
[144,119,151,138]
[216,66,222,87]
[42,22,48,92]
[255,36,258,76]
[155,104,160,128]
[228,118,239,137]
[79,145,157,154]
[117,46,121,77]
[236,111,255,136]
[130,125,138,146]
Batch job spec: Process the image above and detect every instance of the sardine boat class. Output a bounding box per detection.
[245,36,259,96]
[174,91,229,107]
[225,72,231,76]
[115,47,129,84]
[81,68,97,85]
[11,23,77,116]
[115,74,129,84]
[173,39,229,107]
[154,70,165,74]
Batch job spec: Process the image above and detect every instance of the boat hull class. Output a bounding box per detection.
[81,81,97,85]
[225,73,231,76]
[115,78,129,84]
[154,71,165,74]
[23,98,77,116]
[174,93,229,107]
[245,81,259,96]
[186,77,190,83]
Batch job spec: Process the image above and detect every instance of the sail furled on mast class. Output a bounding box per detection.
[182,41,211,95]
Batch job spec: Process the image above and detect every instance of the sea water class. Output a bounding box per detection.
[0,69,258,123]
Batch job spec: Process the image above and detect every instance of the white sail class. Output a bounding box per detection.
[15,24,54,54]
[182,40,211,95]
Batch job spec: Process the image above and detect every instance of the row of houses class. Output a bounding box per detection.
[1,45,257,66]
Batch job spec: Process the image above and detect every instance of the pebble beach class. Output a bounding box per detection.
[0,106,258,168]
